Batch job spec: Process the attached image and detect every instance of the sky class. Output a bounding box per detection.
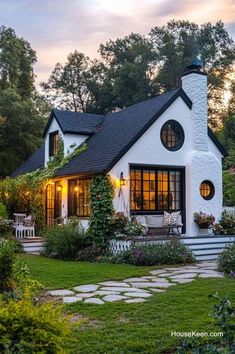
[0,0,234,86]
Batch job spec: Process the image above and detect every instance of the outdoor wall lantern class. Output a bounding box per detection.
[120,172,127,186]
[56,185,63,192]
[74,186,79,192]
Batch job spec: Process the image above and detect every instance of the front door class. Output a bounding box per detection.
[46,181,62,226]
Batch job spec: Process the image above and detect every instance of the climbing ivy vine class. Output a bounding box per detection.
[0,138,87,233]
[88,175,115,245]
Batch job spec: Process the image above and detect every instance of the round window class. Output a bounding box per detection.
[199,180,215,200]
[160,120,184,151]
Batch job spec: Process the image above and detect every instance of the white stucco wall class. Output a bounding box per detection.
[108,94,223,236]
[44,118,88,166]
[63,133,88,154]
[44,119,63,166]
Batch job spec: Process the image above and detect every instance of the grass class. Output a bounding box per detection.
[21,255,235,353]
[68,278,235,354]
[21,254,155,288]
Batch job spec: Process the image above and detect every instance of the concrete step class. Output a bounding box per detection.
[19,238,45,254]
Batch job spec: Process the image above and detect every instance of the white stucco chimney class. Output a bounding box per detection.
[181,64,208,151]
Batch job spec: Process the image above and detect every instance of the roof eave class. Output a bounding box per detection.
[43,109,65,138]
[208,128,227,157]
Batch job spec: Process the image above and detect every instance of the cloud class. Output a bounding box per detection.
[0,0,234,85]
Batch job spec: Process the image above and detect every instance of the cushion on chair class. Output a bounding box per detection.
[162,211,181,226]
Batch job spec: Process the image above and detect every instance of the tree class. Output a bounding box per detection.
[0,88,45,178]
[42,20,234,125]
[41,51,92,112]
[0,26,36,97]
[99,33,158,110]
[150,20,235,128]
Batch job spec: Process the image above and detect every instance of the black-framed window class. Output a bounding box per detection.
[130,166,183,212]
[161,120,184,151]
[68,179,91,217]
[200,180,215,200]
[49,131,59,156]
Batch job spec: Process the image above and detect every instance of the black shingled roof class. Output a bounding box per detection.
[43,109,104,137]
[12,87,226,178]
[11,144,45,178]
[55,88,192,176]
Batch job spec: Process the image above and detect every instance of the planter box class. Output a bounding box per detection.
[198,228,209,236]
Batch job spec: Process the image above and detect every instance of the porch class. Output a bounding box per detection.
[109,234,235,261]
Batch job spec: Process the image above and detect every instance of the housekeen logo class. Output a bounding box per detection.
[171,331,223,338]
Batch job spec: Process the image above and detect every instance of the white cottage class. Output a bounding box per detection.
[12,63,226,236]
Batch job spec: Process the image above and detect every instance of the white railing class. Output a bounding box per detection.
[109,239,132,254]
[223,206,235,218]
[109,238,168,254]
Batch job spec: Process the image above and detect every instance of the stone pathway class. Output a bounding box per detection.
[47,262,223,305]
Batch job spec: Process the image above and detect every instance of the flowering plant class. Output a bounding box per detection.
[111,212,146,239]
[194,212,215,228]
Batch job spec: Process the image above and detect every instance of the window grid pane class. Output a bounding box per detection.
[130,167,182,212]
[68,179,91,217]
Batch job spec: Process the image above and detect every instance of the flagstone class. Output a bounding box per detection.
[103,295,128,302]
[130,282,174,288]
[76,293,97,299]
[84,298,104,305]
[170,278,194,284]
[169,273,198,280]
[63,296,82,303]
[99,281,130,287]
[150,270,166,275]
[149,288,166,292]
[100,286,147,292]
[48,289,75,296]
[148,277,169,282]
[95,290,121,296]
[123,292,152,298]
[73,285,99,293]
[123,277,148,282]
[198,273,224,278]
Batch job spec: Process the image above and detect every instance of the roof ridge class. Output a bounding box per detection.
[105,88,180,118]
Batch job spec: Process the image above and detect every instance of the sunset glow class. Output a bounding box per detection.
[0,0,234,85]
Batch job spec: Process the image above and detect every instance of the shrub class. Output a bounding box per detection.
[0,239,16,292]
[44,222,90,260]
[217,243,235,274]
[223,170,235,207]
[0,218,13,238]
[109,241,195,266]
[0,203,7,219]
[0,293,74,353]
[77,244,108,262]
[219,211,235,234]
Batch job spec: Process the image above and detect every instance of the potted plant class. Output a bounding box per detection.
[194,212,215,235]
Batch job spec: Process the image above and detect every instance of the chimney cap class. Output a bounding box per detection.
[182,55,207,76]
[182,52,207,77]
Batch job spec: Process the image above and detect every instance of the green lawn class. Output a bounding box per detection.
[21,255,155,288]
[21,255,235,354]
